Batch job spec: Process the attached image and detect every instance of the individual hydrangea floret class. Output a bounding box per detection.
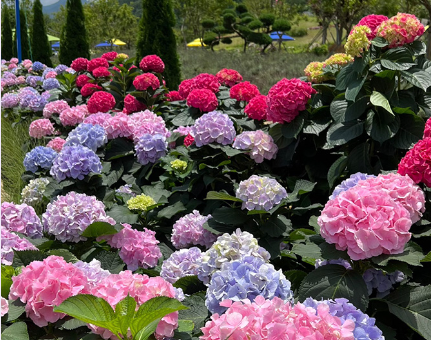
[236,175,287,211]
[23,146,57,173]
[187,88,218,112]
[330,172,376,199]
[50,145,102,182]
[1,202,43,238]
[1,226,38,265]
[171,210,216,249]
[73,259,110,288]
[363,268,405,298]
[229,81,260,102]
[135,133,167,165]
[171,159,187,172]
[233,130,278,163]
[160,247,203,283]
[216,68,243,87]
[29,118,55,138]
[46,137,66,152]
[21,178,50,207]
[65,123,108,152]
[345,25,372,57]
[42,192,115,243]
[190,111,236,147]
[398,138,431,187]
[126,194,156,212]
[43,100,70,118]
[42,78,60,90]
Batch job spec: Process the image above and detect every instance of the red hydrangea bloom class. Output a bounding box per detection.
[424,117,431,138]
[166,91,183,102]
[92,67,111,78]
[101,51,118,61]
[230,81,260,102]
[266,78,316,124]
[129,65,137,71]
[187,89,218,112]
[139,55,165,73]
[192,73,220,93]
[244,95,267,120]
[87,91,116,113]
[87,57,109,72]
[398,137,431,187]
[216,68,243,87]
[356,14,389,40]
[178,79,194,98]
[184,134,195,147]
[133,73,160,91]
[76,74,91,88]
[123,94,147,114]
[71,58,89,72]
[81,83,102,97]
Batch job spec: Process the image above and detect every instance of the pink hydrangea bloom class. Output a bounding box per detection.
[173,126,192,136]
[102,112,134,139]
[46,137,66,152]
[216,68,243,87]
[398,138,431,187]
[192,73,220,93]
[8,256,89,327]
[129,110,170,141]
[1,226,37,265]
[232,130,278,163]
[244,95,268,120]
[29,119,55,138]
[356,14,389,40]
[1,297,8,317]
[43,100,70,118]
[1,202,43,238]
[423,117,431,138]
[89,271,178,339]
[230,81,260,102]
[16,76,26,84]
[83,112,112,126]
[99,223,162,271]
[318,186,412,260]
[92,67,111,78]
[44,71,57,79]
[139,55,165,73]
[59,105,89,126]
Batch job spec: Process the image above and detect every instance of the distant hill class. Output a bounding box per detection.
[42,0,91,14]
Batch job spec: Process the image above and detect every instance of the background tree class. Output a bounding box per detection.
[31,0,52,66]
[116,4,139,49]
[417,0,431,58]
[259,12,275,33]
[272,18,291,51]
[1,4,14,60]
[136,0,181,89]
[13,9,31,60]
[309,0,335,44]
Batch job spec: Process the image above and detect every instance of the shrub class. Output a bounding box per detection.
[31,0,53,67]
[289,26,308,37]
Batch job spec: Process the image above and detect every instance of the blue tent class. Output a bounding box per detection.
[269,31,295,41]
[52,42,60,48]
[95,41,118,47]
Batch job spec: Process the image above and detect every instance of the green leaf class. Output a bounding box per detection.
[291,180,316,196]
[259,236,283,259]
[59,318,88,330]
[47,249,79,263]
[327,121,364,146]
[107,205,139,224]
[391,114,425,149]
[157,201,186,219]
[381,48,415,70]
[178,292,208,333]
[205,191,243,202]
[172,110,196,127]
[422,252,431,262]
[401,69,431,91]
[1,266,14,298]
[345,96,369,121]
[291,242,322,260]
[347,142,373,174]
[370,91,394,115]
[90,250,125,274]
[212,207,249,225]
[319,243,350,260]
[177,320,194,333]
[264,215,292,237]
[114,295,137,337]
[327,155,348,189]
[81,222,120,238]
[173,276,206,295]
[330,95,348,122]
[345,74,366,101]
[298,265,369,311]
[303,116,331,135]
[12,250,48,268]
[1,322,29,340]
[371,242,424,267]
[335,64,355,91]
[283,270,307,293]
[6,299,26,321]
[105,138,134,160]
[281,112,305,138]
[372,37,388,47]
[365,110,400,143]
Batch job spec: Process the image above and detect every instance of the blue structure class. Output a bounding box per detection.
[52,42,60,48]
[269,31,295,41]
[95,41,119,47]
[15,0,22,62]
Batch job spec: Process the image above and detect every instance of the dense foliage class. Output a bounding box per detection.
[1,4,14,61]
[31,0,52,67]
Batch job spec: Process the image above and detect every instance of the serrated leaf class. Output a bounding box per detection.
[60,318,88,330]
[107,205,139,224]
[370,91,394,115]
[178,292,209,333]
[372,37,389,47]
[178,320,194,332]
[291,242,322,260]
[347,142,372,174]
[401,69,431,91]
[105,138,134,160]
[390,114,425,149]
[1,322,29,340]
[90,250,124,274]
[157,201,186,219]
[283,270,307,293]
[12,250,48,268]
[281,112,305,138]
[327,155,348,189]
[365,110,400,143]
[47,249,79,263]
[114,295,137,337]
[327,121,364,146]
[173,276,206,295]
[422,252,431,262]
[81,222,120,238]
[330,95,348,122]
[205,191,242,202]
[265,215,292,237]
[372,242,424,267]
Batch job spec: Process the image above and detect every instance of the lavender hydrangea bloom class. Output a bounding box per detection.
[190,111,236,147]
[236,175,287,211]
[42,67,55,77]
[50,145,102,182]
[65,123,108,152]
[42,78,60,90]
[54,64,68,74]
[173,126,192,136]
[1,93,19,108]
[363,268,404,298]
[199,229,271,284]
[1,226,37,265]
[42,191,115,243]
[135,133,167,165]
[330,172,376,199]
[160,247,203,283]
[115,184,136,196]
[74,259,110,287]
[315,258,352,270]
[232,130,278,163]
[21,178,50,207]
[32,61,44,71]
[28,95,47,112]
[206,256,293,314]
[26,75,43,87]
[1,202,43,238]
[23,146,57,173]
[303,297,384,340]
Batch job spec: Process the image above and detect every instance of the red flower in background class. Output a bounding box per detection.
[92,67,111,78]
[101,51,118,61]
[166,91,183,102]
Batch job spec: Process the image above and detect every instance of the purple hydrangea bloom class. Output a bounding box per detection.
[54,64,68,74]
[160,247,203,283]
[171,210,216,249]
[1,202,43,238]
[206,256,293,314]
[42,191,115,243]
[65,123,108,152]
[23,146,57,173]
[115,184,136,196]
[303,297,384,340]
[19,93,39,109]
[134,133,167,165]
[26,75,43,87]
[42,67,55,77]
[42,78,60,90]
[28,94,47,112]
[83,112,112,126]
[363,268,404,298]
[1,226,37,265]
[73,259,110,287]
[236,175,287,211]
[32,61,44,71]
[232,130,278,163]
[3,71,15,78]
[330,172,376,199]
[1,93,19,108]
[315,258,352,270]
[190,111,236,147]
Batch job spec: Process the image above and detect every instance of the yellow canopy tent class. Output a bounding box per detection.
[187,38,207,47]
[110,39,127,46]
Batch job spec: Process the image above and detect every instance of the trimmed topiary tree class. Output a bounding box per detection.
[31,0,52,66]
[59,0,90,66]
[13,10,31,60]
[1,4,14,60]
[272,18,292,51]
[136,0,181,89]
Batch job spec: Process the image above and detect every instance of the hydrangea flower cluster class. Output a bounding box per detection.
[42,78,60,90]
[129,110,170,141]
[92,67,111,78]
[363,268,404,298]
[81,83,102,97]
[178,78,194,98]
[73,259,110,288]
[160,247,203,283]
[46,137,66,152]
[424,117,431,138]
[126,194,156,212]
[42,192,115,243]
[65,123,108,152]
[8,256,90,327]
[1,297,8,317]
[29,118,55,138]
[50,145,102,182]
[102,113,134,139]
[266,78,316,124]
[398,138,431,187]
[345,26,372,57]
[1,226,37,265]
[1,93,20,108]
[199,229,271,284]
[171,159,187,171]
[216,68,243,87]
[201,296,355,340]
[376,13,424,48]
[166,90,183,102]
[356,14,389,40]
[229,81,260,102]
[84,112,112,126]
[20,92,47,112]
[43,100,70,118]
[76,74,91,87]
[236,175,287,211]
[191,73,220,93]
[21,177,50,207]
[190,111,236,147]
[330,172,376,199]
[71,57,89,71]
[139,55,165,73]
[42,68,55,77]
[23,146,57,173]
[206,256,293,314]
[233,130,278,163]
[87,91,116,113]
[1,202,43,238]
[304,61,328,83]
[123,94,147,114]
[26,75,43,87]
[87,57,109,72]
[59,105,89,126]
[134,133,167,165]
[44,71,57,79]
[187,88,219,112]
[171,210,216,249]
[32,61,44,71]
[244,94,267,120]
[133,73,160,91]
[54,64,68,74]
[99,223,161,271]
[101,51,118,60]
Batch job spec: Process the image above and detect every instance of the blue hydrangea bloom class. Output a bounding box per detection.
[23,146,58,173]
[206,255,293,314]
[65,123,108,152]
[54,64,68,74]
[27,95,47,112]
[42,67,55,77]
[303,297,384,340]
[42,78,60,91]
[50,145,102,182]
[330,172,376,199]
[135,133,167,165]
[32,61,44,71]
[363,268,404,298]
[26,76,43,87]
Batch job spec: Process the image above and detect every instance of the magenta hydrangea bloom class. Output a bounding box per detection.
[29,119,55,138]
[190,111,236,147]
[42,192,115,243]
[356,14,389,40]
[1,226,37,265]
[398,138,431,187]
[160,247,203,283]
[171,210,216,249]
[233,130,278,163]
[43,100,70,119]
[8,256,90,327]
[1,202,43,238]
